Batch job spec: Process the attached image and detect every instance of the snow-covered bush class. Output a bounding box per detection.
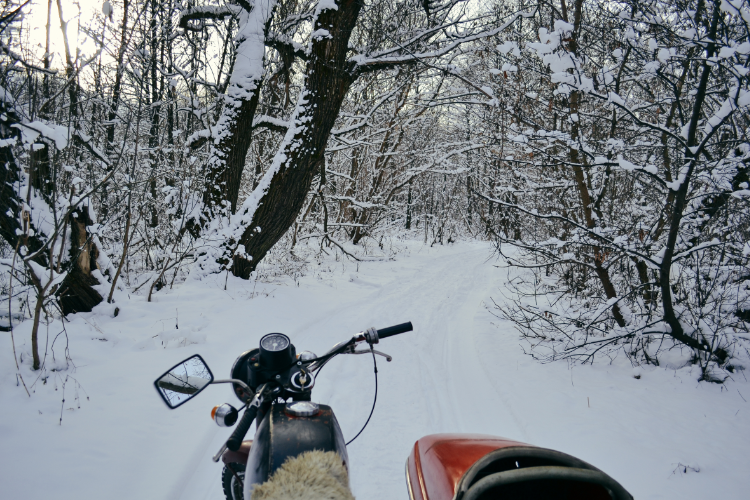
[475,0,750,379]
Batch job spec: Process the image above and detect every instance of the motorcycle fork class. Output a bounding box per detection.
[220,401,269,466]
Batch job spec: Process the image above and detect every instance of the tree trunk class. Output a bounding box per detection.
[658,4,721,351]
[30,289,44,370]
[39,0,53,119]
[199,2,277,222]
[231,0,363,279]
[102,0,130,218]
[106,0,129,152]
[0,104,103,317]
[56,0,79,122]
[0,113,47,258]
[148,0,160,228]
[56,206,104,315]
[566,0,625,327]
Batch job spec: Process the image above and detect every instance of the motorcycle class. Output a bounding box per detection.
[153,322,633,500]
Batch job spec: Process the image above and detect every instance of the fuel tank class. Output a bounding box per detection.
[244,402,348,492]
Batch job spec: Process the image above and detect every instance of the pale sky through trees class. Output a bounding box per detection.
[24,0,105,68]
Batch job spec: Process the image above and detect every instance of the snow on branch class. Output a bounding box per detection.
[328,196,387,211]
[474,191,659,268]
[178,4,241,30]
[330,86,403,136]
[0,41,57,75]
[266,32,308,61]
[351,9,533,75]
[252,115,289,133]
[72,132,110,167]
[186,129,212,150]
[12,121,68,150]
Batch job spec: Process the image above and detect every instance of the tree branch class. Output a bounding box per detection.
[266,33,308,61]
[252,114,289,133]
[178,5,239,30]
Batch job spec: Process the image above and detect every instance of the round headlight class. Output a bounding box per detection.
[285,401,320,417]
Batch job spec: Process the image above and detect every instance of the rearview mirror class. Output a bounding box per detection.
[154,354,214,409]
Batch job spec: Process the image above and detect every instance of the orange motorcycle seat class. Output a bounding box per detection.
[406,433,530,500]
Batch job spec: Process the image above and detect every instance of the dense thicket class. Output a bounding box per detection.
[1,0,748,380]
[472,0,750,381]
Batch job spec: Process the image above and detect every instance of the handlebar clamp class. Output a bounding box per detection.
[364,327,379,344]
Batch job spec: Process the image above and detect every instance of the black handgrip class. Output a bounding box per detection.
[377,322,413,339]
[226,404,258,451]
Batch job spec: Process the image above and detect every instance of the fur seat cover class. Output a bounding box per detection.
[250,450,355,500]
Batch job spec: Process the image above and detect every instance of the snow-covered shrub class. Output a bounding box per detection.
[476,0,750,379]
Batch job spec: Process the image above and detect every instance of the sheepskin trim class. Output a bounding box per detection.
[250,450,355,500]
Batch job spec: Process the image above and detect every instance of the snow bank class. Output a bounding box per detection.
[1,241,747,499]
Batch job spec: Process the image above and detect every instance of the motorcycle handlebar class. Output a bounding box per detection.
[308,322,414,372]
[226,404,258,451]
[377,322,413,339]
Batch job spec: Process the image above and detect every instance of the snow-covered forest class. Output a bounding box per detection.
[1,0,749,498]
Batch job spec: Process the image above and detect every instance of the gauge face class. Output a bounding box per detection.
[261,333,290,352]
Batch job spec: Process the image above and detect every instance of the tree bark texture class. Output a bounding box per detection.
[231,0,362,279]
[199,2,277,221]
[204,87,263,217]
[56,207,104,315]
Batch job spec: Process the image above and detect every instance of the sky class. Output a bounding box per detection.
[22,0,106,69]
[17,0,228,89]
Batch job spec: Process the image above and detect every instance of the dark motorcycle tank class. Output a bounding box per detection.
[244,403,349,490]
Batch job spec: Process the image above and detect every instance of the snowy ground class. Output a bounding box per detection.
[1,240,748,499]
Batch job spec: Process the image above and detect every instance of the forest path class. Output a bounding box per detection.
[174,241,510,500]
[1,240,748,500]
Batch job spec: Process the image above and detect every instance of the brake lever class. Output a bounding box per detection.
[307,328,387,372]
[346,345,392,362]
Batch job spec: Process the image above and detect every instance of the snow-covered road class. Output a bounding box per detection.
[1,240,748,499]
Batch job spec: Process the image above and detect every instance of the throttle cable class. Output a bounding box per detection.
[346,344,378,446]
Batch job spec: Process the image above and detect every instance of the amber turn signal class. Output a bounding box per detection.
[212,403,239,427]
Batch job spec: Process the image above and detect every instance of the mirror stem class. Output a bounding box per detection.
[211,378,253,394]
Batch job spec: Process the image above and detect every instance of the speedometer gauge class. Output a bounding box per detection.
[259,333,294,370]
[261,333,290,352]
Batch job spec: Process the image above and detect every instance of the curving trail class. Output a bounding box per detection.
[158,242,512,500]
[329,243,526,499]
[2,240,748,500]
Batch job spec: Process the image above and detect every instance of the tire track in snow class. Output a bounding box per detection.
[325,244,529,440]
[438,250,531,441]
[340,243,529,499]
[181,243,525,499]
[380,245,529,441]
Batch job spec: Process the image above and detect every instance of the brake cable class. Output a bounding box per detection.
[345,344,378,446]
